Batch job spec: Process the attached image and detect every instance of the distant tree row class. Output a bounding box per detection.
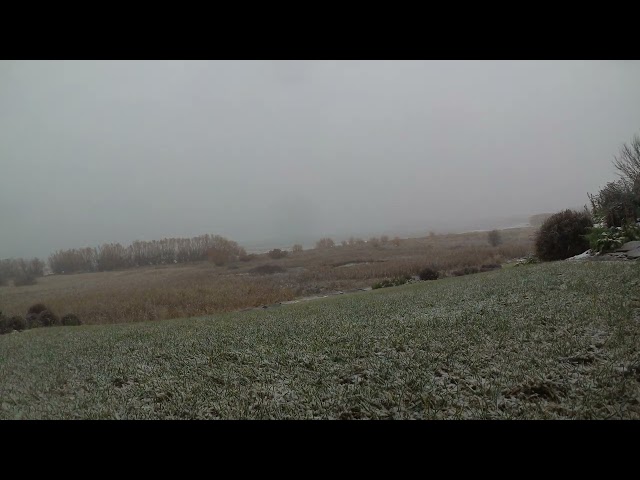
[48,234,247,274]
[0,257,45,286]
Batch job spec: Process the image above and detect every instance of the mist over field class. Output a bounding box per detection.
[2,60,640,258]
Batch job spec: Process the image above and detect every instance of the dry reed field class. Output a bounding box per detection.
[0,228,534,325]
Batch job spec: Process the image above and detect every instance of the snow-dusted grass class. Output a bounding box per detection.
[1,261,638,419]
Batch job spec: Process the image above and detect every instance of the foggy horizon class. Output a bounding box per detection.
[2,60,639,259]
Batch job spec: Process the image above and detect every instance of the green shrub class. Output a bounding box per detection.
[372,276,411,289]
[419,267,439,281]
[535,210,592,261]
[586,224,640,253]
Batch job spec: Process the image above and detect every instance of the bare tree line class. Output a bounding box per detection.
[48,234,247,274]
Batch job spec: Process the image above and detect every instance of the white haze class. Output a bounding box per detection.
[1,60,640,258]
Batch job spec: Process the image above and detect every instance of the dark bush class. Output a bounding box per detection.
[419,267,439,281]
[535,209,593,261]
[249,264,286,275]
[26,313,44,329]
[0,316,11,335]
[27,303,49,315]
[61,314,82,326]
[268,249,288,259]
[239,253,257,262]
[37,309,61,327]
[9,316,26,331]
[0,313,27,334]
[292,244,303,253]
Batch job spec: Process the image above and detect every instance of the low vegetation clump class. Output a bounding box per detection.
[418,267,439,281]
[0,313,27,335]
[372,276,411,289]
[586,224,640,254]
[27,303,49,315]
[535,209,592,261]
[0,304,82,335]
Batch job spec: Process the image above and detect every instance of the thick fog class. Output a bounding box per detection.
[1,60,640,258]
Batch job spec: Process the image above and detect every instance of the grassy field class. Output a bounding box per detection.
[0,228,533,325]
[1,260,638,419]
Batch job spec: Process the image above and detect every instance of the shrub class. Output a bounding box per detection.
[27,303,49,315]
[26,313,44,329]
[586,224,640,253]
[488,230,502,247]
[239,253,257,262]
[0,314,26,334]
[588,133,640,228]
[588,180,637,228]
[372,276,411,289]
[9,316,26,331]
[0,315,11,335]
[535,209,593,261]
[268,249,288,259]
[380,235,389,245]
[61,314,82,326]
[37,309,61,327]
[391,237,401,247]
[419,267,439,281]
[292,244,303,253]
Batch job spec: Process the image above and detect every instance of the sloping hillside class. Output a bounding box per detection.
[1,262,638,419]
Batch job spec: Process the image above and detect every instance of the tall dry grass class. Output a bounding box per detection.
[0,228,535,325]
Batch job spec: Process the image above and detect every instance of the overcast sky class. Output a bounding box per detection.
[1,60,639,258]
